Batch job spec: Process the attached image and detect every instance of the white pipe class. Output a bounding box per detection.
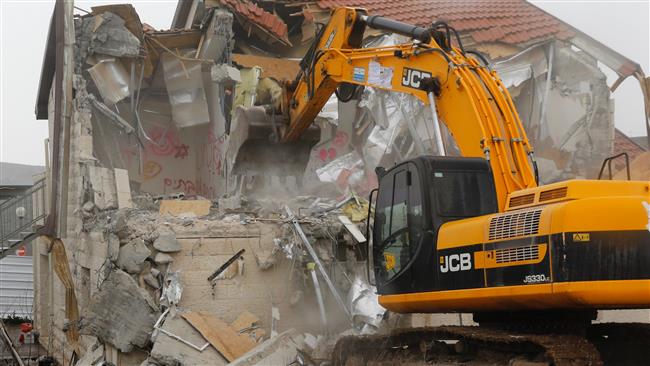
[427,92,446,156]
[308,264,328,325]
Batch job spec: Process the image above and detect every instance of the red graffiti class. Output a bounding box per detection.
[163,177,216,198]
[318,147,338,162]
[163,178,196,194]
[145,127,190,159]
[175,144,190,159]
[197,131,225,176]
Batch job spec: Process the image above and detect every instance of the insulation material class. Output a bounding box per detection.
[161,53,211,128]
[234,67,262,108]
[315,151,365,189]
[494,41,614,183]
[347,276,386,332]
[87,57,131,105]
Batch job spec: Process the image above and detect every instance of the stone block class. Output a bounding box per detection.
[81,269,160,352]
[117,238,151,274]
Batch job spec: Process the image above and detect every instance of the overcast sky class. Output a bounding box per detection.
[1,0,649,166]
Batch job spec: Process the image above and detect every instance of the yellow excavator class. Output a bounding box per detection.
[276,7,650,365]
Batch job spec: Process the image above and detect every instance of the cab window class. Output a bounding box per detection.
[374,165,423,283]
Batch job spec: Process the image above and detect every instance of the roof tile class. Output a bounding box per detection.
[218,0,289,43]
[317,0,574,46]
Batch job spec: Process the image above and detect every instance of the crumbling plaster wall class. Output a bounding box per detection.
[496,41,615,182]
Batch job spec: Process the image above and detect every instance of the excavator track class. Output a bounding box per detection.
[587,323,650,365]
[332,326,611,366]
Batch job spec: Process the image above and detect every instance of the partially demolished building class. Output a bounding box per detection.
[30,1,650,365]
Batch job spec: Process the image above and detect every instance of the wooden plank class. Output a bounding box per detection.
[159,199,211,216]
[182,311,257,362]
[230,310,260,332]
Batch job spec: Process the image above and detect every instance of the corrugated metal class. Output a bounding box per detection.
[0,255,33,319]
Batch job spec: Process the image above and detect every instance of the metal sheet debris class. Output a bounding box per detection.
[87,57,131,105]
[161,52,211,128]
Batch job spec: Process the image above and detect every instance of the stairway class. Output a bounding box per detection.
[0,178,46,259]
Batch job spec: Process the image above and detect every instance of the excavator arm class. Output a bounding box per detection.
[283,7,538,211]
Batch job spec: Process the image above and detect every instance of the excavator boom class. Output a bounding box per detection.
[283,7,537,211]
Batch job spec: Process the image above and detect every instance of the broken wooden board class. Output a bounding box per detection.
[230,310,260,332]
[159,199,211,217]
[182,311,257,362]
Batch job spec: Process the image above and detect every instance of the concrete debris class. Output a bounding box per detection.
[111,210,130,239]
[117,238,151,274]
[153,232,181,253]
[229,329,305,366]
[253,249,276,270]
[107,233,120,262]
[75,342,104,366]
[75,11,140,61]
[150,314,221,366]
[161,271,183,306]
[143,272,160,289]
[211,64,242,84]
[81,269,160,352]
[154,252,174,265]
[218,194,242,210]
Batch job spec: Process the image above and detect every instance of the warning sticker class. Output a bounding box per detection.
[367,61,393,88]
[353,67,366,82]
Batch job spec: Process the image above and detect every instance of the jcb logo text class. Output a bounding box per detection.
[402,68,432,89]
[440,253,472,273]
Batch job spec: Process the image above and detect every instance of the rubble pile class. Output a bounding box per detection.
[73,190,385,365]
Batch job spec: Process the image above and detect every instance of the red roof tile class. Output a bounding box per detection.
[218,0,289,43]
[317,0,574,46]
[614,128,647,159]
[613,128,647,173]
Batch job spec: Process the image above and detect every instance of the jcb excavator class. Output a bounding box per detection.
[277,7,650,365]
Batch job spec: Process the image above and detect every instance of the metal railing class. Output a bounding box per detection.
[0,178,47,257]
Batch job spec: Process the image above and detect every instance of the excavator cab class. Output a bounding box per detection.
[372,156,498,296]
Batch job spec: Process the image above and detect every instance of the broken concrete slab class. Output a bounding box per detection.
[154,252,174,265]
[211,64,242,84]
[153,232,181,253]
[75,342,103,366]
[81,269,160,353]
[229,329,304,366]
[150,315,225,366]
[117,238,151,274]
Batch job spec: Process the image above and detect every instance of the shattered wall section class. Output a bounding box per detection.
[496,41,615,182]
